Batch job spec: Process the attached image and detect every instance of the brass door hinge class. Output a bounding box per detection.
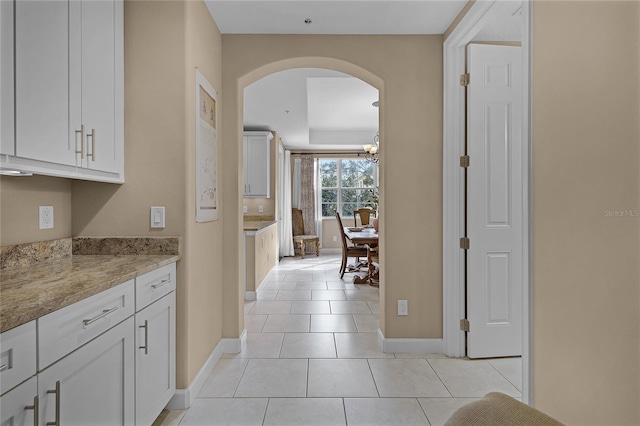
[460,73,470,87]
[460,319,470,332]
[460,155,470,168]
[460,237,470,250]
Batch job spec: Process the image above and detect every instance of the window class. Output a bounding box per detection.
[319,158,376,217]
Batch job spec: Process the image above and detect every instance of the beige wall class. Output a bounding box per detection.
[0,175,72,245]
[242,132,279,217]
[72,0,223,389]
[531,1,640,424]
[222,35,444,338]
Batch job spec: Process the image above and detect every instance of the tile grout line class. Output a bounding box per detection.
[486,359,522,394]
[366,358,382,398]
[425,358,454,398]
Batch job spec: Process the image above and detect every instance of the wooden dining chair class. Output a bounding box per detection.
[292,208,319,258]
[353,208,376,227]
[367,244,379,287]
[336,212,368,278]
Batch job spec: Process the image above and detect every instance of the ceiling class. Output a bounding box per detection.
[207,1,522,151]
[205,1,468,35]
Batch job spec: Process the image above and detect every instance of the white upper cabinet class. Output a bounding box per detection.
[15,0,73,166]
[243,131,272,198]
[5,0,124,182]
[0,0,14,156]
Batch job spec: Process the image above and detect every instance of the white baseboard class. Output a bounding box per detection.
[167,332,244,410]
[378,329,444,354]
[244,291,256,301]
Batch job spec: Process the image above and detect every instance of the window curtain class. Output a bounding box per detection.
[314,159,323,248]
[300,156,316,253]
[292,158,302,209]
[280,150,295,257]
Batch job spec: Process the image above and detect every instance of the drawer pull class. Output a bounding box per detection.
[83,306,119,326]
[139,320,149,354]
[0,363,8,372]
[25,395,39,426]
[46,381,60,426]
[151,278,171,289]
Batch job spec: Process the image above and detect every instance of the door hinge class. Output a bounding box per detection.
[460,237,470,250]
[460,73,470,87]
[460,155,470,168]
[460,319,470,332]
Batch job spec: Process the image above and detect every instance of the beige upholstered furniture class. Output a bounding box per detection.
[292,208,319,258]
[353,208,376,226]
[444,392,564,426]
[336,212,368,278]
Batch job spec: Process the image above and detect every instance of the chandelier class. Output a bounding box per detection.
[362,133,379,164]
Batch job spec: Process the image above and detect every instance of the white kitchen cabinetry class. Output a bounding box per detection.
[243,131,272,198]
[38,318,135,426]
[134,264,176,426]
[4,0,124,183]
[0,0,14,156]
[1,377,38,426]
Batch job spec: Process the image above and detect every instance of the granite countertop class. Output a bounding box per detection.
[0,237,182,334]
[0,254,179,333]
[243,220,277,231]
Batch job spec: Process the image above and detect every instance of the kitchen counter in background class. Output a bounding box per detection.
[243,214,277,232]
[0,237,181,333]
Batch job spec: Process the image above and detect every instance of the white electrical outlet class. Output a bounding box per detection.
[398,300,408,316]
[258,205,264,213]
[39,206,54,229]
[243,205,248,213]
[332,236,338,242]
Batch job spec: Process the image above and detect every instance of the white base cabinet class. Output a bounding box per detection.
[0,377,37,426]
[135,293,176,426]
[38,317,135,426]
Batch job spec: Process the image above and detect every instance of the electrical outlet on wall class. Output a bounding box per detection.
[243,205,248,213]
[332,236,338,242]
[39,206,54,229]
[258,205,264,213]
[398,300,408,316]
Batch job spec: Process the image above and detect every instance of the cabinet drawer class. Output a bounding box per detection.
[38,280,135,370]
[135,263,176,312]
[0,376,37,425]
[0,321,36,395]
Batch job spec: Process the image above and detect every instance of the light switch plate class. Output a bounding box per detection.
[150,206,165,228]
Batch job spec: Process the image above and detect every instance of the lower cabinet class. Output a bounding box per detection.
[135,292,176,426]
[37,317,135,426]
[0,377,37,426]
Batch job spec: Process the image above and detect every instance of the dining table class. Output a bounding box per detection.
[343,226,379,285]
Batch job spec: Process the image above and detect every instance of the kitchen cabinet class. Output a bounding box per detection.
[243,131,272,198]
[4,0,124,183]
[0,0,14,156]
[134,264,176,426]
[0,321,36,395]
[1,377,38,426]
[244,222,278,298]
[38,318,135,426]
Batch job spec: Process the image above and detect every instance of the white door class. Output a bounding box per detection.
[466,44,523,358]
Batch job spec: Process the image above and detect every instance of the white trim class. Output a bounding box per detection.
[442,0,532,404]
[378,329,444,354]
[244,291,256,301]
[167,335,242,410]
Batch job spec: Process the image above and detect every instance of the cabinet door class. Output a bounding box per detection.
[38,317,134,426]
[71,0,122,174]
[15,0,73,166]
[0,0,14,155]
[0,377,37,426]
[135,292,175,426]
[245,135,270,197]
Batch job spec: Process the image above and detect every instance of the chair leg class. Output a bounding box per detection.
[315,241,320,256]
[339,254,347,278]
[300,242,306,259]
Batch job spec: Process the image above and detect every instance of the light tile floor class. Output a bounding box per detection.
[154,252,522,426]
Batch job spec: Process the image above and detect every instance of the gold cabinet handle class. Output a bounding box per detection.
[75,124,85,159]
[24,395,39,426]
[139,320,149,354]
[46,381,60,426]
[86,128,95,161]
